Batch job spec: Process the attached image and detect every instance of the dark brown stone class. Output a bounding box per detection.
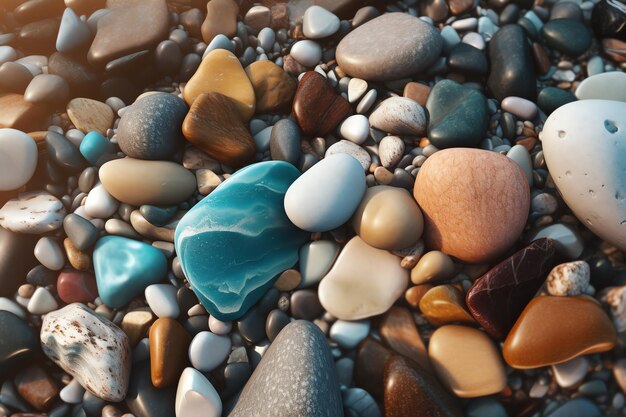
[449,0,474,15]
[201,0,238,44]
[354,337,392,401]
[179,8,203,38]
[290,289,323,320]
[532,42,551,75]
[182,92,256,168]
[466,238,557,340]
[379,306,431,372]
[419,0,449,22]
[403,82,431,106]
[14,0,64,23]
[17,18,59,54]
[292,71,351,137]
[602,38,626,63]
[384,355,463,417]
[149,318,191,388]
[14,364,59,411]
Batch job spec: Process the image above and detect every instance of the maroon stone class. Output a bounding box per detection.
[465,238,557,340]
[57,271,98,304]
[292,71,351,137]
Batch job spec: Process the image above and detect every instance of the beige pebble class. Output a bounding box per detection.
[196,169,222,196]
[411,250,455,284]
[67,98,114,134]
[429,325,507,398]
[129,210,179,242]
[274,269,302,291]
[64,237,90,271]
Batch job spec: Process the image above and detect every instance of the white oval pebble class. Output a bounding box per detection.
[290,40,322,67]
[208,316,232,335]
[27,287,59,315]
[303,5,340,39]
[575,72,626,102]
[0,129,38,191]
[188,331,231,372]
[34,237,65,271]
[84,183,120,219]
[501,96,537,120]
[145,284,180,318]
[60,379,86,404]
[176,367,222,417]
[330,320,371,349]
[339,115,370,145]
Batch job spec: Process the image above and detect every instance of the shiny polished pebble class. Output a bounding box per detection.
[418,285,475,326]
[27,287,58,315]
[303,6,340,39]
[410,251,455,285]
[379,306,430,371]
[188,331,231,372]
[330,320,370,349]
[145,284,180,318]
[175,367,222,417]
[34,237,64,271]
[369,97,427,136]
[299,240,340,287]
[339,115,370,145]
[552,356,589,388]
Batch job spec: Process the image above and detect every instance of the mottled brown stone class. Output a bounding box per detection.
[245,60,296,113]
[14,364,59,411]
[403,82,431,106]
[354,337,392,401]
[379,306,430,372]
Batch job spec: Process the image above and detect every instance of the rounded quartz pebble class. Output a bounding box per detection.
[285,153,366,232]
[546,261,592,296]
[34,237,65,271]
[0,129,38,191]
[84,183,119,219]
[175,367,222,417]
[302,6,340,39]
[290,40,322,67]
[145,284,180,318]
[59,379,86,404]
[339,114,370,145]
[27,287,59,315]
[188,331,231,372]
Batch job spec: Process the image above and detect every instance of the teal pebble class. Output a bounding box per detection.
[537,87,576,115]
[93,236,167,308]
[175,161,309,321]
[79,131,112,166]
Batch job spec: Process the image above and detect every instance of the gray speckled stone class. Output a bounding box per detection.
[117,93,188,160]
[229,320,342,417]
[336,13,442,81]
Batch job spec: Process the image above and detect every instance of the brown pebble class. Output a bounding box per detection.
[64,237,91,271]
[14,364,59,411]
[66,98,114,134]
[405,284,433,308]
[245,60,296,113]
[149,317,191,388]
[532,42,552,75]
[0,94,48,131]
[403,82,431,106]
[121,310,154,347]
[418,285,475,326]
[602,38,626,63]
[201,0,239,44]
[379,306,430,372]
[274,269,301,291]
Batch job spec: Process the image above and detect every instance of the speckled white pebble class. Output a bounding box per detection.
[546,261,591,296]
[0,192,66,234]
[369,97,427,136]
[188,331,231,372]
[325,140,372,171]
[145,284,180,318]
[378,136,405,168]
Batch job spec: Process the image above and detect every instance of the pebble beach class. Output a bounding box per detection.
[1,0,626,416]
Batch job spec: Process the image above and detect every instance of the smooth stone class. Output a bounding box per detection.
[0,94,48,131]
[201,0,238,44]
[0,228,37,298]
[330,319,370,349]
[292,71,351,137]
[140,205,177,227]
[117,93,187,160]
[183,49,255,121]
[303,6,340,38]
[67,98,114,135]
[59,379,85,405]
[0,192,65,234]
[188,331,231,372]
[369,97,427,136]
[100,158,196,206]
[546,261,591,296]
[290,40,322,67]
[265,309,291,342]
[94,236,168,308]
[379,306,430,371]
[343,387,380,417]
[411,251,454,285]
[384,355,463,417]
[466,238,557,339]
[0,62,34,94]
[340,115,370,145]
[46,130,85,171]
[175,162,308,320]
[149,318,190,388]
[429,325,506,398]
[79,132,113,166]
[285,153,366,232]
[575,72,626,102]
[378,135,405,168]
[17,18,60,54]
[182,92,255,168]
[603,285,626,332]
[527,223,583,259]
[48,52,97,96]
[63,213,98,251]
[14,364,59,411]
[27,287,58,315]
[229,321,343,417]
[425,79,487,149]
[145,284,179,318]
[155,40,182,75]
[419,285,475,326]
[552,356,589,388]
[121,310,154,347]
[84,183,118,218]
[87,0,169,68]
[0,297,26,319]
[447,43,488,77]
[501,96,537,120]
[319,236,409,320]
[0,129,37,191]
[336,13,442,81]
[290,289,323,320]
[503,296,617,368]
[355,337,393,401]
[56,7,90,53]
[592,0,626,40]
[41,304,131,402]
[56,271,98,304]
[507,144,533,185]
[0,46,16,66]
[487,25,536,101]
[245,61,296,113]
[0,311,38,374]
[325,140,372,171]
[415,148,529,263]
[541,19,591,57]
[299,240,340,287]
[352,185,423,250]
[348,78,368,103]
[23,74,69,105]
[126,359,176,417]
[538,87,577,115]
[269,118,301,166]
[175,367,221,417]
[402,83,430,108]
[466,398,508,417]
[274,269,302,291]
[541,100,626,251]
[547,398,601,417]
[236,288,279,343]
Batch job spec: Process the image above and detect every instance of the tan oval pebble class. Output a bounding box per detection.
[411,250,455,284]
[183,49,255,121]
[429,325,507,398]
[274,269,302,291]
[405,284,433,308]
[418,284,475,326]
[245,60,296,113]
[318,236,409,320]
[67,98,114,134]
[414,148,530,263]
[64,237,90,271]
[100,158,196,206]
[201,0,238,44]
[352,185,423,251]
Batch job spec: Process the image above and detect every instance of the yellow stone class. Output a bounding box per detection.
[418,284,475,326]
[67,98,114,134]
[183,49,256,121]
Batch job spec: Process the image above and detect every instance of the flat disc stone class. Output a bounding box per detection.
[336,13,443,81]
[175,161,309,321]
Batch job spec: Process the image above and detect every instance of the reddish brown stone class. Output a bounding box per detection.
[14,0,65,24]
[292,71,351,137]
[201,0,238,44]
[466,238,557,340]
[532,42,551,75]
[602,38,626,63]
[270,3,289,29]
[419,0,449,22]
[354,337,392,401]
[449,0,474,15]
[282,54,308,76]
[14,365,59,411]
[0,94,48,131]
[379,306,430,372]
[57,271,98,304]
[403,82,431,106]
[17,18,60,54]
[149,318,191,388]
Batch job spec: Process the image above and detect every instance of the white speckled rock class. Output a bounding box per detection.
[0,129,38,191]
[369,97,427,136]
[290,40,322,67]
[34,237,65,271]
[175,367,222,417]
[299,240,341,287]
[602,285,626,333]
[84,183,119,219]
[330,319,370,349]
[0,192,66,234]
[575,72,626,102]
[339,114,370,145]
[302,6,340,39]
[40,303,131,402]
[546,261,592,296]
[285,153,366,232]
[319,236,409,320]
[378,135,405,168]
[188,331,231,372]
[541,100,626,251]
[145,284,180,318]
[325,140,372,171]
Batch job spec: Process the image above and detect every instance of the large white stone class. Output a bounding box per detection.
[0,129,38,191]
[0,192,66,234]
[175,367,222,417]
[541,100,626,251]
[575,72,626,102]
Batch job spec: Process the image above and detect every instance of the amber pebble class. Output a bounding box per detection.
[245,60,296,113]
[405,284,433,308]
[0,94,48,131]
[201,0,239,44]
[418,285,475,326]
[503,296,617,369]
[182,92,256,168]
[354,337,392,401]
[14,364,59,411]
[121,310,154,347]
[449,0,474,15]
[379,306,430,371]
[403,82,431,106]
[149,317,191,388]
[384,355,463,417]
[66,98,114,134]
[292,71,351,137]
[63,237,90,271]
